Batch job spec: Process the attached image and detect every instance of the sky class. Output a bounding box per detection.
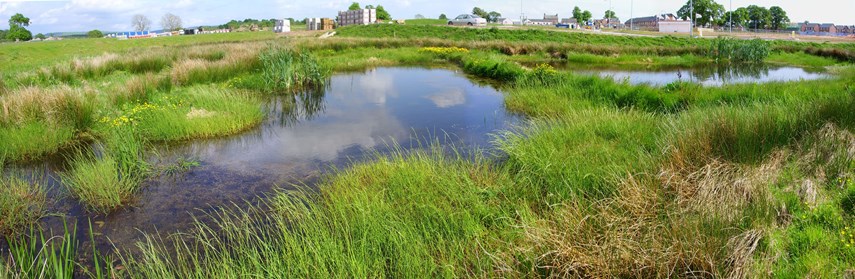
[1,0,853,34]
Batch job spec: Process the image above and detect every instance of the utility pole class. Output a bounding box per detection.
[689,0,694,37]
[729,0,732,32]
[630,0,633,30]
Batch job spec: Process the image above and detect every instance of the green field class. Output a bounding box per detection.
[1,25,854,278]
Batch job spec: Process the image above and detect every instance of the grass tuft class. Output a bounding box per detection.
[0,174,46,237]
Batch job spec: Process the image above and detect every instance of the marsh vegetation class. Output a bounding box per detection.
[1,25,854,278]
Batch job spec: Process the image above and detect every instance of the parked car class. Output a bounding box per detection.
[555,23,570,28]
[448,14,487,26]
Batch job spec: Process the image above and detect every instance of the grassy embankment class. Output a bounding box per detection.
[2,25,854,277]
[115,26,855,277]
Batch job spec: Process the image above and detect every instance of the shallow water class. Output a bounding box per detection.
[1,67,518,266]
[578,65,828,86]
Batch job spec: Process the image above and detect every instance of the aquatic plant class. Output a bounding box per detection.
[259,45,329,93]
[708,37,770,64]
[62,127,148,213]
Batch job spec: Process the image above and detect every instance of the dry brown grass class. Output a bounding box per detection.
[514,174,728,278]
[170,43,263,86]
[507,126,852,278]
[0,85,95,126]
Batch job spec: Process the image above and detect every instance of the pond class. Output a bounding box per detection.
[579,65,829,86]
[3,67,518,261]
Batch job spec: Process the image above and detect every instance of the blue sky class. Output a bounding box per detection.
[1,0,853,33]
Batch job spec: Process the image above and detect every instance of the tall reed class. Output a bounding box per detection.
[259,45,329,93]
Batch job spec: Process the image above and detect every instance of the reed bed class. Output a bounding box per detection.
[259,45,329,93]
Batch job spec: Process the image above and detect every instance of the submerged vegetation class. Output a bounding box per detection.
[2,24,855,277]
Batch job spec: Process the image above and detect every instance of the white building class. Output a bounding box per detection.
[274,19,291,33]
[497,18,514,25]
[658,21,692,33]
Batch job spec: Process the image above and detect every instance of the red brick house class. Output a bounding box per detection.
[800,22,819,32]
[819,23,836,33]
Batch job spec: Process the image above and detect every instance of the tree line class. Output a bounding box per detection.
[676,0,790,30]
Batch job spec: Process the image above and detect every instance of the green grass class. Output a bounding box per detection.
[0,32,275,73]
[117,85,264,142]
[1,223,77,279]
[0,121,76,162]
[498,109,660,203]
[767,51,841,68]
[404,18,448,25]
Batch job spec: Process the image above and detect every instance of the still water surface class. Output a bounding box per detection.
[578,65,829,86]
[3,67,518,262]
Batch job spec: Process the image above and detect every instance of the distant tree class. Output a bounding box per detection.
[364,5,374,9]
[414,14,425,19]
[131,14,152,31]
[581,10,592,23]
[35,33,45,40]
[721,9,747,28]
[472,7,486,18]
[6,13,32,41]
[487,11,501,22]
[9,13,30,27]
[87,30,103,38]
[769,6,789,30]
[746,5,771,30]
[677,0,725,27]
[376,5,391,20]
[605,10,616,19]
[348,2,361,11]
[733,7,750,28]
[6,26,31,41]
[0,30,6,41]
[572,6,582,22]
[439,14,447,20]
[161,13,183,31]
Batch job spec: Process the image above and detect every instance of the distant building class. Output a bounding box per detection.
[497,18,514,25]
[274,19,291,33]
[337,9,376,27]
[543,14,559,24]
[800,22,852,36]
[525,14,559,26]
[800,22,819,32]
[594,18,621,28]
[624,13,679,31]
[182,27,203,35]
[658,21,692,33]
[819,23,836,33]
